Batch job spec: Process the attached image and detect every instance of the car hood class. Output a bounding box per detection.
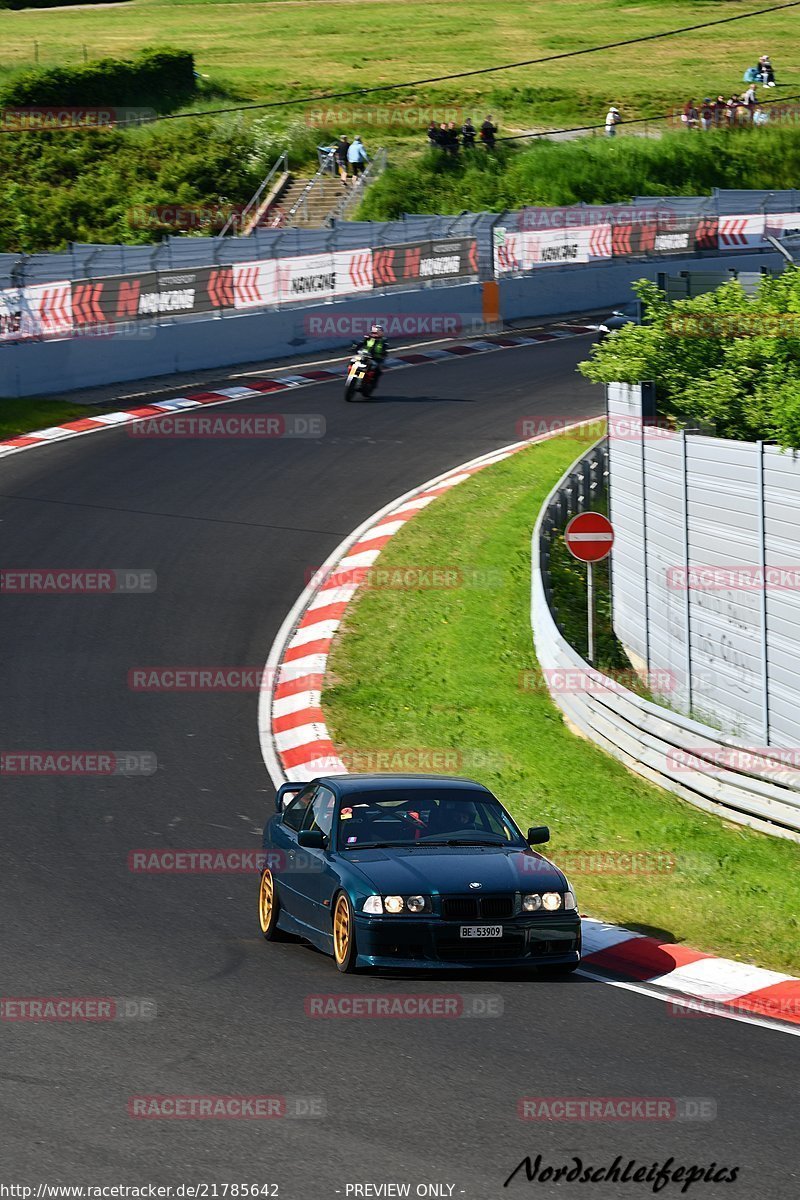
[344,844,566,895]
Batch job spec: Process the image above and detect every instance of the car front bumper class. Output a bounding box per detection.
[353,913,581,970]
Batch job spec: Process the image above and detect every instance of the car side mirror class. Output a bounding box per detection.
[298,829,327,850]
[275,782,304,812]
[527,825,550,845]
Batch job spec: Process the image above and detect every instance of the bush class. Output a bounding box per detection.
[0,47,195,113]
[359,125,800,219]
[0,0,124,8]
[578,275,800,449]
[0,118,262,252]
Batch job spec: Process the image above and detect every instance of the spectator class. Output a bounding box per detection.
[347,135,369,178]
[426,120,439,148]
[700,98,714,132]
[461,117,477,149]
[446,120,460,154]
[759,54,776,86]
[682,98,698,130]
[714,95,728,127]
[753,104,770,127]
[335,135,350,183]
[727,94,742,126]
[742,82,758,121]
[605,105,622,137]
[480,114,497,149]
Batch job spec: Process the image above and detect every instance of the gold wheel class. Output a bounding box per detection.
[258,869,274,935]
[333,894,351,966]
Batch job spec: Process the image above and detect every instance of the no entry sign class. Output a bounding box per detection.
[565,513,614,563]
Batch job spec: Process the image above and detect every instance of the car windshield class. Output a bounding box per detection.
[336,788,525,850]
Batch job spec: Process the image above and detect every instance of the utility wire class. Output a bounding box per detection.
[0,0,797,134]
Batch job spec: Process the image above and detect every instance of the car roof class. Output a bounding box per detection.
[310,774,493,796]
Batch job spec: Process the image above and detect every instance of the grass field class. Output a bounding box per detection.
[1,0,798,140]
[0,397,113,439]
[323,429,800,974]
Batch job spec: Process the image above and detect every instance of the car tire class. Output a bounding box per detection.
[258,868,290,941]
[540,961,580,977]
[332,892,359,973]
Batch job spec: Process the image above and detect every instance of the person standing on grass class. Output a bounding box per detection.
[605,105,622,137]
[682,99,698,130]
[480,114,497,149]
[461,117,476,149]
[446,120,460,155]
[347,135,368,179]
[426,120,439,148]
[700,98,714,132]
[742,82,758,115]
[714,96,728,127]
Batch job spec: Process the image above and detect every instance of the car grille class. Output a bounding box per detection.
[441,895,515,921]
[436,931,527,960]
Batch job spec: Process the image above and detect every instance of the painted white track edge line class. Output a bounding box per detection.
[577,969,800,1039]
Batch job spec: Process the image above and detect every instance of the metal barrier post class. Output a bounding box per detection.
[757,440,771,744]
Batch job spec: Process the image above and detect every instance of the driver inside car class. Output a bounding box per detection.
[428,799,482,836]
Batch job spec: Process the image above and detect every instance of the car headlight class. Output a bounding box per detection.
[523,894,543,912]
[406,895,427,913]
[542,892,562,910]
[384,895,404,914]
[563,890,577,910]
[362,896,383,915]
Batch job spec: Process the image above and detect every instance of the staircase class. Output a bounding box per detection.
[280,173,351,228]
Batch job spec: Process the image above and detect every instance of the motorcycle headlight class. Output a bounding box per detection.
[542,892,562,911]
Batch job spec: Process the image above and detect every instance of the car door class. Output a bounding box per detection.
[270,785,317,917]
[295,786,340,931]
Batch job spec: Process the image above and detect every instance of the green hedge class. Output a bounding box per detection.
[0,0,126,8]
[0,48,195,112]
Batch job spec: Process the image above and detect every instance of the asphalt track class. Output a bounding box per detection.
[1,338,798,1199]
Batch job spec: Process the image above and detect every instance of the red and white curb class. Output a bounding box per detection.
[0,324,596,461]
[258,427,800,1034]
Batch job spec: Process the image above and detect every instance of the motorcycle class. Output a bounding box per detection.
[344,346,379,401]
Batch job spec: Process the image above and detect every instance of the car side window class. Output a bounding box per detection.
[303,786,336,839]
[282,786,317,832]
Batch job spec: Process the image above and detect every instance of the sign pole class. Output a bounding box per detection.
[587,561,595,665]
[564,512,615,666]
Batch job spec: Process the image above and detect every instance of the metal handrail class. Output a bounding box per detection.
[323,147,388,228]
[219,150,288,238]
[284,148,338,227]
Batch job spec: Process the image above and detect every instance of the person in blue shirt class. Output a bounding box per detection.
[347,136,369,177]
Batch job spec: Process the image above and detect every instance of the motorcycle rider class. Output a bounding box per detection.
[356,322,388,386]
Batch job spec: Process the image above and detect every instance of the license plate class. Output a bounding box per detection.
[460,925,503,938]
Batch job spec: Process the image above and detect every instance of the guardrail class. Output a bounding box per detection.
[532,441,800,842]
[284,148,338,227]
[219,151,289,238]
